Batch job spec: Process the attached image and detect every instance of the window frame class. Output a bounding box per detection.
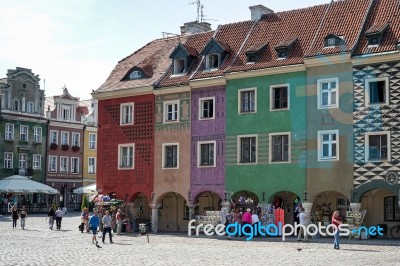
[4,152,13,169]
[129,70,142,80]
[238,88,257,114]
[118,143,135,170]
[318,130,339,161]
[62,105,70,121]
[20,125,28,142]
[48,156,58,172]
[162,143,179,169]
[365,77,389,106]
[5,123,14,141]
[60,156,69,173]
[32,154,41,170]
[89,133,97,149]
[365,131,391,162]
[19,153,27,170]
[88,157,96,174]
[237,135,258,164]
[199,96,215,120]
[50,130,58,144]
[120,103,134,126]
[61,131,69,145]
[27,102,34,113]
[205,53,220,69]
[70,157,79,174]
[270,84,290,111]
[317,78,339,109]
[269,132,291,163]
[197,140,216,167]
[72,132,80,146]
[173,58,187,74]
[384,196,400,222]
[163,100,180,123]
[34,127,42,143]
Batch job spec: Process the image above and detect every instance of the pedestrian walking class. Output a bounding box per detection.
[19,206,28,230]
[116,209,122,235]
[332,210,342,250]
[11,206,19,229]
[89,211,100,245]
[47,207,55,230]
[102,210,113,244]
[54,207,64,230]
[297,204,308,241]
[80,207,89,233]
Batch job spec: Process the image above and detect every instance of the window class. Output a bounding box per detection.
[60,157,69,173]
[164,101,179,122]
[48,156,57,172]
[62,105,70,120]
[27,102,34,113]
[318,78,338,109]
[384,196,400,222]
[368,36,379,46]
[19,153,27,169]
[4,152,13,169]
[34,127,42,143]
[129,71,142,79]
[61,132,69,145]
[270,133,290,163]
[71,157,79,173]
[199,97,215,120]
[5,123,14,140]
[89,133,97,149]
[365,77,389,106]
[120,103,134,125]
[365,132,390,161]
[278,50,288,59]
[33,154,41,170]
[118,144,135,169]
[162,143,179,169]
[239,88,256,113]
[326,37,336,47]
[238,135,257,164]
[14,100,19,111]
[247,54,256,63]
[173,58,186,74]
[88,157,96,174]
[72,133,80,146]
[50,131,58,144]
[271,85,289,110]
[318,130,339,161]
[198,141,215,167]
[20,125,28,142]
[205,54,219,69]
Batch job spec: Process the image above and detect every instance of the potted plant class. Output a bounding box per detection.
[72,145,80,152]
[50,143,58,150]
[61,144,69,151]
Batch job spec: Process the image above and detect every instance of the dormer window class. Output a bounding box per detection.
[247,54,257,63]
[278,50,288,59]
[245,43,268,64]
[327,37,336,47]
[173,58,186,74]
[206,54,220,69]
[324,34,343,47]
[275,39,296,60]
[368,37,379,46]
[170,43,198,75]
[129,71,142,80]
[200,38,230,71]
[366,23,389,47]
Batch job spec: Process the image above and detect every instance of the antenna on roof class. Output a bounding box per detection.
[189,0,201,22]
[200,4,218,22]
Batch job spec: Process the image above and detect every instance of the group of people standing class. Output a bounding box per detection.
[11,206,27,230]
[46,207,64,230]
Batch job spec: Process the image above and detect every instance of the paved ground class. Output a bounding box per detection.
[0,212,399,266]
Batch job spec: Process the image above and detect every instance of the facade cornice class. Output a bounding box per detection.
[92,86,153,100]
[304,54,351,67]
[1,113,47,123]
[154,85,190,95]
[352,51,400,66]
[189,76,226,89]
[225,64,305,80]
[49,121,85,129]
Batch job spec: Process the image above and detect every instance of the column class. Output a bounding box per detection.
[220,201,230,224]
[149,203,161,233]
[350,203,361,213]
[188,204,197,220]
[302,202,313,225]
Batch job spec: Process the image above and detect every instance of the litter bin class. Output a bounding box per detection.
[139,223,147,235]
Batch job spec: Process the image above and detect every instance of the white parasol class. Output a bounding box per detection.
[0,175,58,194]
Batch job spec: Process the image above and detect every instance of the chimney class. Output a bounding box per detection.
[249,5,274,20]
[180,21,211,35]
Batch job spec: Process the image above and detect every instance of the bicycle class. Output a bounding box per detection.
[390,223,400,239]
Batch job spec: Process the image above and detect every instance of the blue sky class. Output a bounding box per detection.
[0,0,328,100]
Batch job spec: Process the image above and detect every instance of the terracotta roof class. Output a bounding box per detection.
[183,44,198,57]
[245,43,268,53]
[365,22,389,35]
[305,0,373,58]
[228,4,328,73]
[275,38,298,49]
[353,0,400,56]
[96,36,183,93]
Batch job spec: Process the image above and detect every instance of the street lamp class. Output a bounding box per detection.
[303,191,308,202]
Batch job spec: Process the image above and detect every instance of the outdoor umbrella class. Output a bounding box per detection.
[73,183,97,194]
[0,175,58,194]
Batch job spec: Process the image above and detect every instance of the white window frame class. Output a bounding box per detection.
[32,154,41,170]
[269,132,291,163]
[120,103,134,125]
[48,156,57,172]
[19,153,27,170]
[199,97,215,120]
[61,131,69,145]
[89,133,97,149]
[72,132,80,146]
[318,130,339,161]
[365,131,391,162]
[50,130,58,144]
[5,123,14,140]
[88,157,96,174]
[71,157,79,174]
[62,105,71,121]
[60,156,69,173]
[238,88,257,114]
[205,53,220,69]
[365,77,389,106]
[34,127,42,143]
[164,100,180,123]
[20,125,28,142]
[270,84,290,111]
[27,102,34,113]
[4,152,13,169]
[129,70,142,79]
[317,78,339,109]
[118,144,135,170]
[173,58,186,74]
[162,143,179,169]
[237,134,258,164]
[197,140,216,167]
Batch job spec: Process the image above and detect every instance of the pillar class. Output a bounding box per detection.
[350,203,361,213]
[149,203,161,233]
[188,204,197,220]
[220,201,230,223]
[302,202,313,224]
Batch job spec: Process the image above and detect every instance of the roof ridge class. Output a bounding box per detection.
[306,1,332,56]
[351,0,376,55]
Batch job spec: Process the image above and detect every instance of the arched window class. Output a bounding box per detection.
[129,70,142,80]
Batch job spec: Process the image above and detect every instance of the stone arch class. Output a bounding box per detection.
[352,181,399,203]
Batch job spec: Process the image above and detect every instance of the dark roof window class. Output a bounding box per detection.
[245,43,268,63]
[366,23,389,46]
[201,38,230,70]
[324,34,343,48]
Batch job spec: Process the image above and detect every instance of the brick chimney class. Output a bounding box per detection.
[249,5,274,20]
[180,21,211,35]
